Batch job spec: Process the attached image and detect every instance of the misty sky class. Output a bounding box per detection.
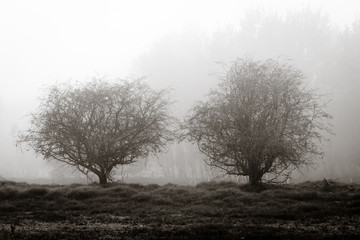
[1,0,360,180]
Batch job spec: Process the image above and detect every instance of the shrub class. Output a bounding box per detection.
[63,200,86,211]
[106,185,138,198]
[0,187,18,200]
[45,190,64,200]
[67,189,100,200]
[23,187,49,197]
[0,202,17,212]
[130,192,152,202]
[292,191,319,201]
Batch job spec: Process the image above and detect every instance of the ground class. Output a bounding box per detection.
[0,180,359,239]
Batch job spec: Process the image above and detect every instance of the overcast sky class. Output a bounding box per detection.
[0,0,359,179]
[1,0,358,99]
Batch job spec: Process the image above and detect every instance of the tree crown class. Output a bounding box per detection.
[185,58,332,184]
[18,78,176,183]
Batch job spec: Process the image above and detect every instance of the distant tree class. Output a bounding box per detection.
[17,78,175,184]
[184,58,332,186]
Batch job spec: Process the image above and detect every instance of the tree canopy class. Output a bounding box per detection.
[17,78,175,184]
[184,58,332,185]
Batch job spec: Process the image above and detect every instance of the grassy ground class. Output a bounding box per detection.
[0,180,359,239]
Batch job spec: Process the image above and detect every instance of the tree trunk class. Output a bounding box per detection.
[98,172,108,184]
[248,171,262,186]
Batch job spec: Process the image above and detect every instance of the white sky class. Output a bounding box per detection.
[0,0,359,179]
[0,0,358,96]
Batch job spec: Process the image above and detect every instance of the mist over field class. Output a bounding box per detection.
[1,0,360,185]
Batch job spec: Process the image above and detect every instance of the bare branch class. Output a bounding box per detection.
[184,58,332,186]
[17,77,176,184]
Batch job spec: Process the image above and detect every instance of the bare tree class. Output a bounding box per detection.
[184,58,332,186]
[17,78,175,184]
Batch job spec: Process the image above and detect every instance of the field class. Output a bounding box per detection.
[0,180,360,239]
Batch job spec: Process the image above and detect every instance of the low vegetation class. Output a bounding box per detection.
[0,180,359,239]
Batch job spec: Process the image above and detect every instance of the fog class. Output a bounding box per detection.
[1,0,360,184]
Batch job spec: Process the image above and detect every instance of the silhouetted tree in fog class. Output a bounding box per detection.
[184,58,332,186]
[17,78,175,184]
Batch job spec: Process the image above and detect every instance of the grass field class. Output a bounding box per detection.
[0,180,359,239]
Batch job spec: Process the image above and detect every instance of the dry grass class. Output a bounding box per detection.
[0,180,359,239]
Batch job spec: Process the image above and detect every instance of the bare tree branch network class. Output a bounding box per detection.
[17,78,176,184]
[184,58,332,186]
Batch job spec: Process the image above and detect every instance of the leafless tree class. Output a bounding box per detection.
[17,78,175,184]
[184,58,332,186]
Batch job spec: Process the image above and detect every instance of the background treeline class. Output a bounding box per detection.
[125,9,360,184]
